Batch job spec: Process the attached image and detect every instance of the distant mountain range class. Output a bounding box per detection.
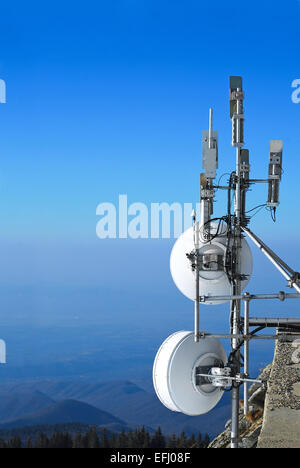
[0,380,231,437]
[0,399,127,431]
[0,390,54,422]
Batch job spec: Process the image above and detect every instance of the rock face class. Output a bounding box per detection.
[208,365,272,449]
[209,332,300,448]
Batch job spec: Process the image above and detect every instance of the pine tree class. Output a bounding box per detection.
[100,428,109,448]
[87,427,100,448]
[166,433,177,449]
[73,432,85,448]
[35,433,49,449]
[177,431,187,449]
[26,437,33,449]
[127,429,134,448]
[187,433,196,448]
[0,439,7,448]
[7,436,22,449]
[63,432,73,449]
[202,433,210,448]
[142,428,151,449]
[150,427,165,449]
[195,432,202,448]
[110,433,117,448]
[131,426,150,448]
[117,428,128,448]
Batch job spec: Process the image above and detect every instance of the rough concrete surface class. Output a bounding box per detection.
[257,334,300,448]
[257,407,300,448]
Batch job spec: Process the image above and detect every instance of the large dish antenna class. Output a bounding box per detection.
[170,223,253,304]
[153,331,227,416]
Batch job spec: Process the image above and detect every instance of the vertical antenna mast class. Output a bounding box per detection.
[230,76,246,449]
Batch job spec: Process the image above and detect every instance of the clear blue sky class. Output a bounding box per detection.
[0,0,299,338]
[0,0,299,239]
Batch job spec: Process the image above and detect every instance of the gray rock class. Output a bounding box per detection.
[249,386,266,408]
[240,426,262,448]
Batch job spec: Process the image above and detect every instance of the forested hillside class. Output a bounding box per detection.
[0,425,210,449]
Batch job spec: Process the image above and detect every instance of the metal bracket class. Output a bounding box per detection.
[289,272,300,289]
[230,90,244,101]
[195,367,263,389]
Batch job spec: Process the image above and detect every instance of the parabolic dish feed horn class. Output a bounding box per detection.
[153,77,300,448]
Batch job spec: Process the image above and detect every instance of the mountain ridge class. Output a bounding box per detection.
[0,398,128,430]
[0,379,230,436]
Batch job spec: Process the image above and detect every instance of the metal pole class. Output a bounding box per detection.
[243,294,250,415]
[248,179,269,183]
[208,108,213,149]
[194,256,200,342]
[200,292,300,302]
[202,333,281,340]
[230,87,243,449]
[193,215,200,343]
[231,384,240,449]
[242,227,295,276]
[248,317,300,327]
[241,227,300,293]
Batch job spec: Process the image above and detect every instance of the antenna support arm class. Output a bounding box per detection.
[241,227,300,294]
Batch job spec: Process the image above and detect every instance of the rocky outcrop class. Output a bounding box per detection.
[209,332,300,448]
[209,365,271,448]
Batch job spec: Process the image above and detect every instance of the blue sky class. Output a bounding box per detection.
[0,0,299,372]
[0,0,299,240]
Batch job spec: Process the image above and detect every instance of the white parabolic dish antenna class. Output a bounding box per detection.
[153,331,227,416]
[170,223,253,305]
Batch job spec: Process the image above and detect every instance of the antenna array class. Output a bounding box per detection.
[153,76,300,448]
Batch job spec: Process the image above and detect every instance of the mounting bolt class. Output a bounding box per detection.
[278,291,285,301]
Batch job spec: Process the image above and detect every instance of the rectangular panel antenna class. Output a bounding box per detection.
[267,140,283,207]
[202,108,218,179]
